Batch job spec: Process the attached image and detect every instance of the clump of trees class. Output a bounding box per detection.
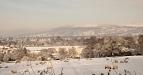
[37,47,78,60]
[81,35,143,58]
[68,47,78,58]
[0,47,79,62]
[138,35,143,50]
[81,36,97,58]
[0,52,4,61]
[39,48,57,60]
[1,47,28,62]
[58,48,68,60]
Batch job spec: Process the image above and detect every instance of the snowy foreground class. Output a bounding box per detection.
[0,56,143,75]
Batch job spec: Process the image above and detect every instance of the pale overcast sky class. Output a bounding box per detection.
[0,0,143,31]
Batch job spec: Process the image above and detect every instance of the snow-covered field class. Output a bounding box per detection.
[0,56,143,75]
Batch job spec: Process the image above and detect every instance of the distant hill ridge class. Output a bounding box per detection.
[0,25,143,38]
[34,25,143,37]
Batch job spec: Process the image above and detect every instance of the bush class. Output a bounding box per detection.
[27,53,39,61]
[81,47,95,58]
[0,53,4,61]
[11,48,28,61]
[68,47,78,58]
[21,56,30,61]
[3,48,28,62]
[39,48,57,60]
[3,53,12,62]
[58,48,68,59]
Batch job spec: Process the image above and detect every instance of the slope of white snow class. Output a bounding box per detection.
[0,56,143,75]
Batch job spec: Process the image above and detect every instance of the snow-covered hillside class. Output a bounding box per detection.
[31,25,143,37]
[0,56,143,75]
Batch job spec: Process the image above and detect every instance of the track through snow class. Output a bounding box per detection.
[0,56,143,75]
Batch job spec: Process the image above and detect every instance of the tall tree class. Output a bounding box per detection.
[81,36,97,58]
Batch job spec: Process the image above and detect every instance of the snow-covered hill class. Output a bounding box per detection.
[34,25,143,37]
[0,25,143,37]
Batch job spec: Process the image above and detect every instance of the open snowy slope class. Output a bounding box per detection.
[0,56,143,75]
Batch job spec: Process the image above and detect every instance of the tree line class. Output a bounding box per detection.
[81,35,143,58]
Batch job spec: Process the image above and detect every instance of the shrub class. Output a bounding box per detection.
[3,47,28,62]
[0,53,4,61]
[11,48,28,61]
[3,53,12,62]
[58,48,68,59]
[68,47,78,58]
[39,48,57,60]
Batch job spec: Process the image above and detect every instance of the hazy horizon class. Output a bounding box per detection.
[0,0,143,31]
